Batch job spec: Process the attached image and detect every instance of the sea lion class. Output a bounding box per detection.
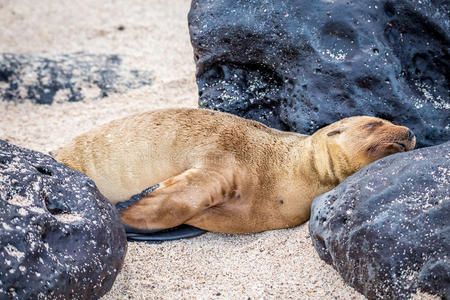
[55,108,416,234]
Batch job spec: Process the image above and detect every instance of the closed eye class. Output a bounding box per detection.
[327,130,341,136]
[363,121,383,129]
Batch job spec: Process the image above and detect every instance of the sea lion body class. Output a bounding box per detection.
[56,108,415,233]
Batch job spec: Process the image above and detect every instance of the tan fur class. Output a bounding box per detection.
[56,108,415,233]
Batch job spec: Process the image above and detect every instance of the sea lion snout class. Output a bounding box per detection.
[319,116,416,170]
[392,126,416,152]
[408,129,415,141]
[363,121,416,160]
[357,118,416,150]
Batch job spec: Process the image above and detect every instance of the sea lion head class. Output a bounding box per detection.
[315,116,416,179]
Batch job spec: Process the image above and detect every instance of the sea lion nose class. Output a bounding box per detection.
[408,129,415,141]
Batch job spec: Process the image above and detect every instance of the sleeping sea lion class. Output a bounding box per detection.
[55,108,415,234]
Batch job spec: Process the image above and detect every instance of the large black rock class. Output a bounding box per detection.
[0,53,152,104]
[309,142,450,299]
[0,140,127,299]
[188,0,450,148]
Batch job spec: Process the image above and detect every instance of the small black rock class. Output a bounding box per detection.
[0,139,127,299]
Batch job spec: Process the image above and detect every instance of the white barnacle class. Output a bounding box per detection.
[2,223,13,231]
[4,244,25,261]
[17,208,28,216]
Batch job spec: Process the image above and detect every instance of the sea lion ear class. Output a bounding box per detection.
[327,130,341,136]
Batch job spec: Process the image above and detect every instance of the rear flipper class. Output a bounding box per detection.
[124,225,207,243]
[115,167,235,241]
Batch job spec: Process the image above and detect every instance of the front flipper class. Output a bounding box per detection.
[117,167,236,234]
[116,182,208,242]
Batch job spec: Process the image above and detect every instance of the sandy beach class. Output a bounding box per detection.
[0,1,411,299]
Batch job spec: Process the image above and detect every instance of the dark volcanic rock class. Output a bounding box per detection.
[309,142,450,299]
[0,140,127,299]
[188,0,450,148]
[0,53,152,104]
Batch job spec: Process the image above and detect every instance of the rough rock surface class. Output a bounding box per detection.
[0,53,152,104]
[188,0,450,148]
[0,140,127,299]
[309,142,450,299]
